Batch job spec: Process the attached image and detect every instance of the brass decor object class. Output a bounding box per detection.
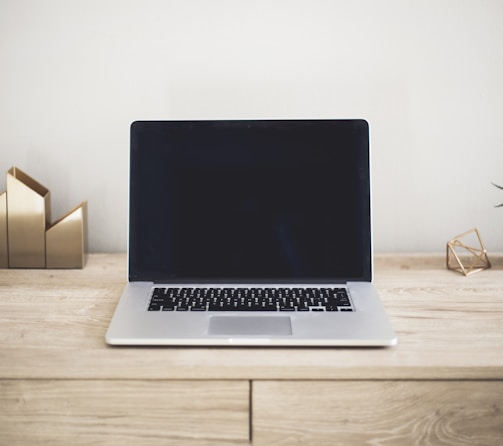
[0,190,7,268]
[0,166,87,268]
[446,228,491,276]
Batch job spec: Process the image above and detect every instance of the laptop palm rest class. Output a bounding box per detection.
[208,316,292,336]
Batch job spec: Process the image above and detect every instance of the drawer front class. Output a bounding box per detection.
[0,379,250,446]
[253,380,503,446]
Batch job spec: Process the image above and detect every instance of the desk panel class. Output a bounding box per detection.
[253,380,503,446]
[0,379,250,446]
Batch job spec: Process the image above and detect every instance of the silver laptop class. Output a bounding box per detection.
[106,119,397,346]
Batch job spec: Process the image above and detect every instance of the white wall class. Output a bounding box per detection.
[1,0,502,253]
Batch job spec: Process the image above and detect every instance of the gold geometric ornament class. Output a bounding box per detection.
[46,201,88,268]
[446,228,491,276]
[0,166,87,269]
[0,190,7,268]
[6,167,51,268]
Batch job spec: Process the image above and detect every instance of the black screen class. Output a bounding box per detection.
[129,120,371,283]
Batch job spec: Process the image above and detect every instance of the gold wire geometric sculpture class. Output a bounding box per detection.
[446,228,491,276]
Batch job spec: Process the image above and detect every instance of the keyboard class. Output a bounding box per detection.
[147,287,353,312]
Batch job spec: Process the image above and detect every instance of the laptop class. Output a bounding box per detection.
[106,119,397,346]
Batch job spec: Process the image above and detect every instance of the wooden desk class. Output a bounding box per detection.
[1,254,502,445]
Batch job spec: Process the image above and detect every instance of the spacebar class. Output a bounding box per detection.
[208,306,278,311]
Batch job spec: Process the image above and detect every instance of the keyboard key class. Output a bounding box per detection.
[279,306,295,311]
[190,306,206,311]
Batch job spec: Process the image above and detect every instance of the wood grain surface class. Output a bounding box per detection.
[1,253,502,380]
[0,379,249,446]
[253,380,503,446]
[1,253,502,445]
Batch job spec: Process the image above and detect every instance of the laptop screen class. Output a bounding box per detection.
[129,120,371,283]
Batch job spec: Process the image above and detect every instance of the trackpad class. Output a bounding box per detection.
[208,316,292,336]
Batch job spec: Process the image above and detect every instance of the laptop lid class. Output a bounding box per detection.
[128,119,371,284]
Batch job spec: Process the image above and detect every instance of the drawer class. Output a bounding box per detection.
[0,379,250,446]
[252,380,503,445]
